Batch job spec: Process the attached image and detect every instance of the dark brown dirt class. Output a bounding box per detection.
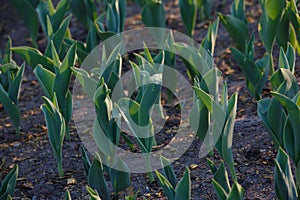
[0,0,299,199]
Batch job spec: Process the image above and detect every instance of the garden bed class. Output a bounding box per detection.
[0,0,299,199]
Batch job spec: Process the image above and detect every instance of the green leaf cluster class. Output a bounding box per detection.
[0,165,18,200]
[81,147,130,199]
[155,157,191,200]
[0,38,25,138]
[208,160,244,200]
[41,95,66,177]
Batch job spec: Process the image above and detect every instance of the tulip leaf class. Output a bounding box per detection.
[257,98,284,148]
[34,65,55,99]
[179,0,197,36]
[8,63,25,105]
[201,18,219,56]
[110,159,130,193]
[11,47,54,71]
[230,0,246,22]
[51,0,70,31]
[272,92,300,165]
[41,95,66,177]
[141,1,165,28]
[155,171,175,200]
[274,148,298,200]
[0,85,21,136]
[259,0,286,53]
[0,165,18,199]
[213,161,231,194]
[86,186,102,200]
[218,14,249,51]
[161,156,178,188]
[227,182,245,200]
[88,154,111,200]
[80,146,91,176]
[174,167,191,200]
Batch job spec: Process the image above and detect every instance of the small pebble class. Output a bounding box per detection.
[67,178,77,185]
[189,163,198,170]
[144,193,151,197]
